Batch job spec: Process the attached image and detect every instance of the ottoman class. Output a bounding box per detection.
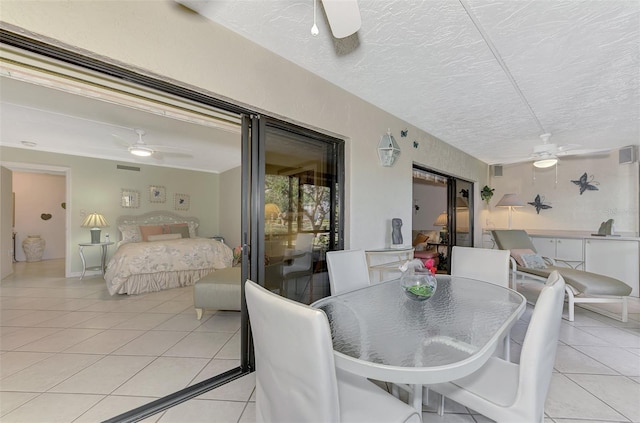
[194,266,241,319]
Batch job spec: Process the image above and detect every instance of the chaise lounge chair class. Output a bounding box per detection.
[491,230,632,322]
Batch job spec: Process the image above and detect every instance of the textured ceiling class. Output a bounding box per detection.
[1,1,638,172]
[184,0,640,165]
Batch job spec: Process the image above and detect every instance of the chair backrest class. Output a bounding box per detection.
[491,230,538,253]
[245,280,341,422]
[514,270,566,421]
[285,233,315,269]
[451,246,510,287]
[326,249,371,295]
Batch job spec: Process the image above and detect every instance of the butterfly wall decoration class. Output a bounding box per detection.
[400,129,408,137]
[528,195,552,214]
[571,172,599,195]
[413,141,419,148]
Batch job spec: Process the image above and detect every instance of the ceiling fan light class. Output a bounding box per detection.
[129,146,153,157]
[533,158,557,168]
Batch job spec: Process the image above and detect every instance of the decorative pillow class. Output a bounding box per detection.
[118,224,142,244]
[147,233,182,242]
[510,248,536,267]
[412,232,429,247]
[139,225,164,242]
[166,222,198,238]
[521,253,547,270]
[168,224,190,238]
[187,221,198,238]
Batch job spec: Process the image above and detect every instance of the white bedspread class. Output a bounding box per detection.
[105,238,234,295]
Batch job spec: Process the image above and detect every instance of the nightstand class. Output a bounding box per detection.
[79,242,114,280]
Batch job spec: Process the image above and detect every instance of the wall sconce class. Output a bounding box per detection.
[377,129,400,167]
[81,212,109,244]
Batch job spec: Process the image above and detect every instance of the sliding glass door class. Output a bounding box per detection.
[243,116,344,305]
[413,165,474,272]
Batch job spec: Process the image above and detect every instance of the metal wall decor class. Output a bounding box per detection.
[528,195,552,214]
[40,213,52,220]
[400,129,408,137]
[571,172,599,195]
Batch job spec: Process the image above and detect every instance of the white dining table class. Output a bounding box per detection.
[312,274,526,411]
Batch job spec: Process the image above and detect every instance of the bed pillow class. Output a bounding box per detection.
[510,248,535,267]
[521,253,547,270]
[139,225,165,242]
[168,224,190,239]
[118,224,142,244]
[166,222,198,238]
[147,233,182,242]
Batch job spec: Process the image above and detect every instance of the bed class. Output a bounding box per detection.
[105,211,233,295]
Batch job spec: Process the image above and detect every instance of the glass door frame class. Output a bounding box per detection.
[1,29,250,422]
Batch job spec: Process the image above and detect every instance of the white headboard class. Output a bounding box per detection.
[115,211,200,242]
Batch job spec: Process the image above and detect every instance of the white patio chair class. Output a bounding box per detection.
[451,246,512,359]
[245,280,422,423]
[430,271,566,423]
[282,233,315,297]
[326,249,370,295]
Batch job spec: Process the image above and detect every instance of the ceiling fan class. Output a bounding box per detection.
[113,129,192,159]
[505,133,609,168]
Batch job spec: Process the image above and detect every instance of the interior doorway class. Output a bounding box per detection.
[412,166,475,272]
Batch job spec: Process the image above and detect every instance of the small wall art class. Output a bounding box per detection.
[121,189,140,208]
[528,195,552,214]
[149,185,166,203]
[175,193,190,211]
[571,172,599,195]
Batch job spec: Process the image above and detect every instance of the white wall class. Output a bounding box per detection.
[1,147,223,275]
[487,152,639,235]
[0,167,13,278]
[0,1,488,250]
[13,172,66,261]
[412,182,447,233]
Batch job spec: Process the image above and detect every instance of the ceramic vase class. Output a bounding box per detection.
[22,235,45,262]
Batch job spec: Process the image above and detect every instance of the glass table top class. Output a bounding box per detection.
[312,275,525,384]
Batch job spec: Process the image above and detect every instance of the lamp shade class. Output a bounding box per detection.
[495,194,525,208]
[433,212,448,227]
[495,194,524,229]
[81,213,109,228]
[264,203,281,220]
[81,212,109,244]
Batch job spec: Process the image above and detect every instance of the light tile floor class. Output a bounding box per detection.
[2,260,639,422]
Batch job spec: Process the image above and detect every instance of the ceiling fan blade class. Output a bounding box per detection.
[145,144,192,154]
[157,151,194,159]
[557,148,611,157]
[322,0,361,38]
[111,133,132,148]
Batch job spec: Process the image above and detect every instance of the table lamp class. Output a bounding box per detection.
[495,194,525,229]
[81,212,109,244]
[433,212,448,243]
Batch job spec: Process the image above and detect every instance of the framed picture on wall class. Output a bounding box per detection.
[175,193,190,211]
[121,189,140,208]
[149,185,166,203]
